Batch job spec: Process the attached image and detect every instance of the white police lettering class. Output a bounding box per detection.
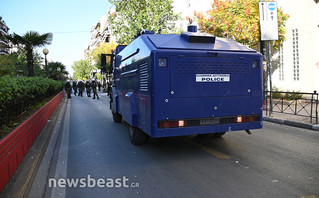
[196,74,230,82]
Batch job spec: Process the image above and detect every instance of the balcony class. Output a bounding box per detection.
[0,40,10,48]
[0,48,10,55]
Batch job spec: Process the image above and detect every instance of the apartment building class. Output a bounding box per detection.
[0,16,10,55]
[86,10,115,56]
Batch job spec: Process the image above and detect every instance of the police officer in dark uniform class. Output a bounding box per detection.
[85,80,91,97]
[65,80,72,99]
[77,80,84,97]
[72,80,77,96]
[98,80,101,91]
[91,79,99,99]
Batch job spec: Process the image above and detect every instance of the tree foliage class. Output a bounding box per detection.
[86,42,117,73]
[46,62,68,81]
[5,31,53,76]
[0,55,14,76]
[0,75,63,134]
[195,0,289,49]
[0,49,42,77]
[108,0,180,44]
[0,50,67,80]
[71,59,92,80]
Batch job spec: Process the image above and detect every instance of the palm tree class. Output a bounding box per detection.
[5,31,52,76]
[47,62,68,81]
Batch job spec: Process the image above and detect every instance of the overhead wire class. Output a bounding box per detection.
[51,31,90,34]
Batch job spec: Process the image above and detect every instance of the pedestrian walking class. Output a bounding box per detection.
[91,79,99,99]
[65,80,72,99]
[72,80,77,96]
[85,80,91,97]
[77,80,84,97]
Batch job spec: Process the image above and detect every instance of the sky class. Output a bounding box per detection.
[1,0,112,76]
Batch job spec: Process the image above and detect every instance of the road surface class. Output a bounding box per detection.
[29,92,319,198]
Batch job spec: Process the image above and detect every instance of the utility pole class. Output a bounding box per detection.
[259,1,279,115]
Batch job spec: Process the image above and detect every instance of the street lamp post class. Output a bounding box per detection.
[43,48,49,74]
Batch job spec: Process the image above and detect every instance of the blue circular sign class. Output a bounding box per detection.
[268,3,276,11]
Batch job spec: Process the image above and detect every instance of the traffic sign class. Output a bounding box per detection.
[259,1,279,41]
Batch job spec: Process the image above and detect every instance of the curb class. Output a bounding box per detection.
[263,117,319,131]
[28,97,68,198]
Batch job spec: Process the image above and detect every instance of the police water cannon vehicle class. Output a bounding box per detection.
[106,26,263,145]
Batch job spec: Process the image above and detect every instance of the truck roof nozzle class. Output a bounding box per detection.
[181,26,215,43]
[187,25,197,33]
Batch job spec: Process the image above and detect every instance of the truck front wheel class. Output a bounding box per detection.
[112,112,122,122]
[129,127,147,145]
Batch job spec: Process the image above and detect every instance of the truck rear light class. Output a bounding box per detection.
[235,116,243,123]
[158,120,187,128]
[235,115,259,123]
[158,115,260,129]
[178,120,186,127]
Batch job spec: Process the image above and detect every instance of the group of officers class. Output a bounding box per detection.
[65,79,100,100]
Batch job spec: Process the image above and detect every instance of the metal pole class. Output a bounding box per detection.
[261,41,267,105]
[268,41,273,114]
[315,90,318,124]
[45,54,48,75]
[310,91,314,124]
[266,91,268,116]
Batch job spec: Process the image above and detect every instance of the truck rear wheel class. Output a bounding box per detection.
[197,132,226,138]
[112,112,122,122]
[129,127,147,145]
[213,132,226,137]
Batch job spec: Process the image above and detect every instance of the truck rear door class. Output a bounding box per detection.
[170,55,252,98]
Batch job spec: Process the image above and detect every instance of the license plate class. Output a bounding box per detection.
[200,118,219,125]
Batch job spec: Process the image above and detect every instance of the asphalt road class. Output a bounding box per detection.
[30,92,319,198]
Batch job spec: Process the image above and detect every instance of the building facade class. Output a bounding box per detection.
[86,10,116,56]
[173,0,319,93]
[271,0,319,93]
[0,17,10,55]
[172,0,212,32]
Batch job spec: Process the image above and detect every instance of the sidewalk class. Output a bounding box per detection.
[263,110,319,131]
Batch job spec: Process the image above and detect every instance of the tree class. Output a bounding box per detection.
[108,0,180,44]
[86,42,117,73]
[0,56,13,76]
[195,0,289,49]
[46,62,68,81]
[72,59,92,80]
[5,31,53,76]
[0,49,42,77]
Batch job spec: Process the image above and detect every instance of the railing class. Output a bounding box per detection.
[264,91,318,124]
[0,92,64,192]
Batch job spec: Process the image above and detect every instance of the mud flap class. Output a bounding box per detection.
[125,92,138,127]
[111,87,119,113]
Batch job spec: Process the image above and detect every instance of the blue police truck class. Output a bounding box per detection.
[108,26,263,145]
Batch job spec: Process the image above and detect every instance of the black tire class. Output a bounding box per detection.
[197,133,214,138]
[112,112,122,122]
[197,132,226,138]
[129,127,147,145]
[213,132,226,137]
